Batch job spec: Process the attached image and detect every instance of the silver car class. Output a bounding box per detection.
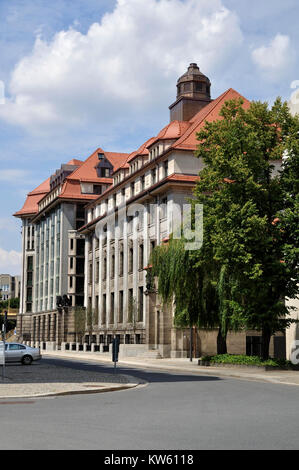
[2,343,41,365]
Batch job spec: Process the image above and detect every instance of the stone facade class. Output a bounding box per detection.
[14,64,289,360]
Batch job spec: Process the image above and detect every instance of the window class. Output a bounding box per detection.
[163,160,168,177]
[98,167,111,178]
[135,334,141,344]
[139,244,144,270]
[96,261,99,283]
[129,246,134,273]
[103,256,107,280]
[149,204,156,225]
[118,291,123,323]
[151,168,157,185]
[102,294,106,324]
[103,224,107,245]
[138,287,144,322]
[27,256,33,271]
[128,288,133,322]
[119,249,124,277]
[110,293,114,324]
[127,215,133,233]
[111,253,115,278]
[94,185,102,195]
[27,271,33,287]
[160,197,167,219]
[246,336,262,357]
[9,344,25,350]
[195,82,203,92]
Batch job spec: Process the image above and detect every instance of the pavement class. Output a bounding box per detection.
[0,359,142,398]
[1,349,299,399]
[44,350,299,387]
[2,355,299,449]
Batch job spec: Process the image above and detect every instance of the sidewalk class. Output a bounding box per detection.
[0,359,141,399]
[44,350,299,387]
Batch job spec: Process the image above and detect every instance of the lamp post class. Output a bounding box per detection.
[1,310,7,380]
[56,295,72,344]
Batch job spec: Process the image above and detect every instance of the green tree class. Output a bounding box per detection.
[151,237,221,352]
[194,98,299,359]
[74,306,86,343]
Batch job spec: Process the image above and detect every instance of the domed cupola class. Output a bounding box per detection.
[169,63,212,122]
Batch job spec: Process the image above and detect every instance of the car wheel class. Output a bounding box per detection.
[22,355,33,365]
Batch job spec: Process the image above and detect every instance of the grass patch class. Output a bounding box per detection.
[201,354,292,368]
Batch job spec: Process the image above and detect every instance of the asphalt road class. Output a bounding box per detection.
[0,356,298,450]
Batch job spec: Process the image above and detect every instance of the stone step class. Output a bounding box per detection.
[140,350,162,359]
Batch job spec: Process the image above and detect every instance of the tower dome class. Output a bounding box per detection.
[169,63,212,122]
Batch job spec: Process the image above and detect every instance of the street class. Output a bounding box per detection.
[0,356,298,450]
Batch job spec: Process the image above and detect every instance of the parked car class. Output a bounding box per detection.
[0,343,41,365]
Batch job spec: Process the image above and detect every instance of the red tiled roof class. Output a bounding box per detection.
[14,88,251,220]
[127,137,156,163]
[59,180,100,201]
[105,152,129,172]
[66,148,128,182]
[59,149,129,201]
[166,173,200,183]
[149,121,191,148]
[173,88,251,150]
[13,177,51,217]
[66,158,84,166]
[15,149,129,217]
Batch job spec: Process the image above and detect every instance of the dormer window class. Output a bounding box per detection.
[95,155,113,178]
[94,185,102,195]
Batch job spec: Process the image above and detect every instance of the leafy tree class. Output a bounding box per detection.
[151,98,298,359]
[279,130,299,273]
[0,298,19,312]
[194,98,299,359]
[74,306,86,343]
[151,237,221,353]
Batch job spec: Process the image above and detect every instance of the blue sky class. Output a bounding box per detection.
[0,0,298,274]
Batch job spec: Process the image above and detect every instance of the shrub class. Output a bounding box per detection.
[201,354,292,368]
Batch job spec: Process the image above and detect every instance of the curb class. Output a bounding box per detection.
[0,382,143,400]
[42,352,299,387]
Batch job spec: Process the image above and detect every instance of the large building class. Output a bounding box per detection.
[14,64,286,358]
[0,274,21,301]
[14,150,128,344]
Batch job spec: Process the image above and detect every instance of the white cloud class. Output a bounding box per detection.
[0,248,21,275]
[251,34,295,80]
[0,0,243,135]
